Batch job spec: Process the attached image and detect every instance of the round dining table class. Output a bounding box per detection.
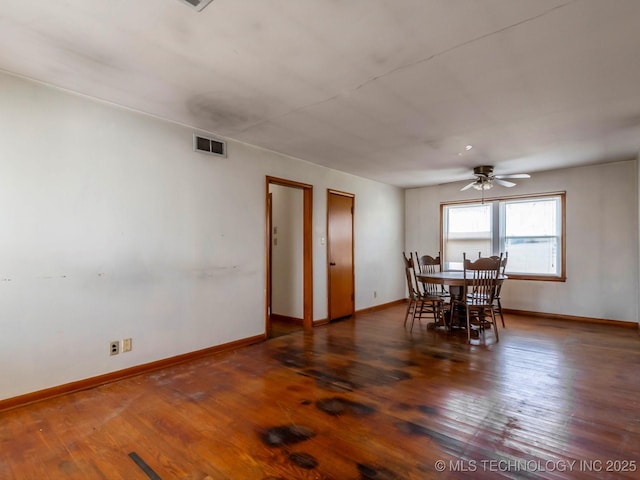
[415,271,507,329]
[416,270,508,288]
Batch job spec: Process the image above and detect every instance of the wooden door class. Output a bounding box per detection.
[327,190,354,320]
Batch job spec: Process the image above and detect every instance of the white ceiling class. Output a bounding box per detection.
[2,0,640,188]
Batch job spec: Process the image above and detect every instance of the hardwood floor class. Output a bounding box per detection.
[1,304,639,479]
[270,316,304,338]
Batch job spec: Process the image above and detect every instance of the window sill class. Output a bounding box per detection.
[506,274,566,282]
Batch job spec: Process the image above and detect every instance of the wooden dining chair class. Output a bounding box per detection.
[414,253,435,293]
[453,253,502,343]
[402,252,421,329]
[492,252,508,327]
[403,252,444,331]
[478,251,508,327]
[412,252,449,330]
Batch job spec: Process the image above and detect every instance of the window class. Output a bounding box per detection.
[444,203,492,270]
[441,193,565,280]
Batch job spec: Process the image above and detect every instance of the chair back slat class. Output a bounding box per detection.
[463,253,502,305]
[402,252,420,299]
[492,252,508,296]
[416,252,443,297]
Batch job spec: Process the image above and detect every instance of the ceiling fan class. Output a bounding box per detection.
[461,165,531,191]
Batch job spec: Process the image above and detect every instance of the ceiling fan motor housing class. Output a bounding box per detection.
[473,165,494,177]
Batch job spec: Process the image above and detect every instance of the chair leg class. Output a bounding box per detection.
[410,303,417,331]
[491,308,499,342]
[410,299,422,332]
[404,298,414,327]
[466,307,471,343]
[497,299,505,328]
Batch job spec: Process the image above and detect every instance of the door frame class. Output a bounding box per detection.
[327,189,355,321]
[266,176,313,335]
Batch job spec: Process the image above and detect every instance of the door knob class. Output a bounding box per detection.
[329,262,336,266]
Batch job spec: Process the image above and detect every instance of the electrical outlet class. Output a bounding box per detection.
[122,338,132,352]
[109,341,120,356]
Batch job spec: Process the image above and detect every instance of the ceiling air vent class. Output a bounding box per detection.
[176,0,215,12]
[194,134,226,157]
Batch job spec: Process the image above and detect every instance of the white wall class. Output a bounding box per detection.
[0,72,405,400]
[269,184,303,319]
[406,160,639,323]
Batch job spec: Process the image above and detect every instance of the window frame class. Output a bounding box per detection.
[440,192,566,282]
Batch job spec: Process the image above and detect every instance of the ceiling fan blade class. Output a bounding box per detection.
[460,181,477,191]
[495,173,531,179]
[494,178,516,187]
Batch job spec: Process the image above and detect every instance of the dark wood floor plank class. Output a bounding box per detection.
[1,306,639,479]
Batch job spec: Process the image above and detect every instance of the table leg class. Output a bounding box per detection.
[447,286,466,330]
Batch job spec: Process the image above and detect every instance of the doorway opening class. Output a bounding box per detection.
[266,176,313,338]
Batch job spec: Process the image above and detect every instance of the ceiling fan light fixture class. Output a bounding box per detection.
[472,179,493,190]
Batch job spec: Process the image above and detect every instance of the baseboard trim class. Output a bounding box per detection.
[313,299,406,326]
[504,308,638,328]
[356,298,406,315]
[0,334,265,413]
[271,314,304,324]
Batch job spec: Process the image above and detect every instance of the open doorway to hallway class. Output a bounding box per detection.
[265,177,313,338]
